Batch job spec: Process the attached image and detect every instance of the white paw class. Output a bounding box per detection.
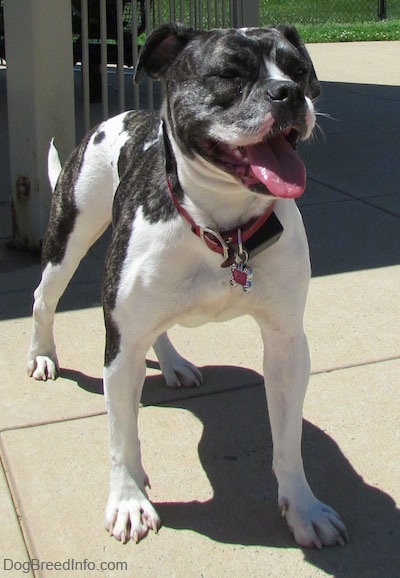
[163,356,203,389]
[27,354,59,381]
[105,490,161,543]
[153,334,203,388]
[280,496,349,549]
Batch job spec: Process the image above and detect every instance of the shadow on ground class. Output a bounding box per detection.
[148,379,399,577]
[59,363,400,578]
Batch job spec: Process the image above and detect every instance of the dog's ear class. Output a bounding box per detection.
[134,23,196,83]
[274,24,321,99]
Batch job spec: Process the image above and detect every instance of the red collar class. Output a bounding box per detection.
[167,176,277,268]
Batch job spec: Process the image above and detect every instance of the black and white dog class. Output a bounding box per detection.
[27,23,348,548]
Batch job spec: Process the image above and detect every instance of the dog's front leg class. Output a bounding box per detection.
[260,323,349,548]
[103,345,161,543]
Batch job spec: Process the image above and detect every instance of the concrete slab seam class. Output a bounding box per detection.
[310,354,400,377]
[0,436,39,571]
[0,410,108,435]
[306,177,400,220]
[140,377,265,408]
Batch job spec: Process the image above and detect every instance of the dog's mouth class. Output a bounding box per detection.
[205,128,306,199]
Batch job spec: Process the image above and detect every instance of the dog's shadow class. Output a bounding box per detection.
[64,364,400,577]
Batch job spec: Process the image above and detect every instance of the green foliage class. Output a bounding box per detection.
[297,21,400,42]
[259,0,400,25]
[258,0,400,41]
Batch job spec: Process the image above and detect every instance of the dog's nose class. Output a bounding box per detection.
[267,81,303,104]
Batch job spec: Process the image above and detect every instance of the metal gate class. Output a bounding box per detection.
[73,1,259,133]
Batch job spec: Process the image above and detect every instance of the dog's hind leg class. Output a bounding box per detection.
[153,332,203,388]
[27,142,114,380]
[27,218,109,380]
[27,214,111,380]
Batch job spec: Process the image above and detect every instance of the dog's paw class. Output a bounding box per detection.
[157,351,203,388]
[163,356,203,389]
[153,334,203,388]
[105,492,161,543]
[280,496,349,549]
[27,355,59,381]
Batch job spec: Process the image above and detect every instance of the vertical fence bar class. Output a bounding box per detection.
[145,0,153,34]
[132,0,139,109]
[169,0,175,22]
[81,0,90,131]
[231,0,243,28]
[378,0,387,20]
[189,0,194,26]
[156,0,162,24]
[100,0,108,119]
[230,0,258,27]
[179,0,184,23]
[198,0,203,28]
[222,0,229,27]
[242,0,259,26]
[116,0,125,112]
[145,0,153,109]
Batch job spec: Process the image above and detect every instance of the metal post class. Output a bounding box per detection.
[81,0,91,132]
[231,0,259,28]
[4,0,75,251]
[378,0,387,20]
[100,0,109,119]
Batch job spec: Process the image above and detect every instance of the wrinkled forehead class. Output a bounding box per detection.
[197,27,307,71]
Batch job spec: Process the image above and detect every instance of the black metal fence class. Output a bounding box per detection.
[259,0,400,25]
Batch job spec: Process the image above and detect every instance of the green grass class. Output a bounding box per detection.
[80,1,400,44]
[297,20,400,42]
[258,0,400,42]
[259,0,398,25]
[128,1,400,43]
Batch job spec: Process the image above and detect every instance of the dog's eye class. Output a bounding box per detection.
[292,65,309,82]
[217,69,243,81]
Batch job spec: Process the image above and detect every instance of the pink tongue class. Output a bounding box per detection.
[246,134,306,198]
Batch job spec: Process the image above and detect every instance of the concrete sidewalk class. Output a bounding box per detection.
[0,42,399,578]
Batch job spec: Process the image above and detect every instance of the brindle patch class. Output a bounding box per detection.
[103,112,178,366]
[41,125,98,268]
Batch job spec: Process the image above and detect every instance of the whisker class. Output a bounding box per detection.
[315,111,339,123]
[307,109,340,143]
[312,121,327,143]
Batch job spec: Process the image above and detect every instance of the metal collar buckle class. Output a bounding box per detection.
[199,226,231,262]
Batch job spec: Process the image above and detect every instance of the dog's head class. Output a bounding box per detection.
[136,23,320,199]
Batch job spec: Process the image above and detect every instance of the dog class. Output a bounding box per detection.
[27,23,349,548]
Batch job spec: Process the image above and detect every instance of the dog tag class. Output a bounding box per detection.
[230,261,253,293]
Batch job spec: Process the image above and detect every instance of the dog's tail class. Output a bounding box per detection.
[48,139,62,193]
